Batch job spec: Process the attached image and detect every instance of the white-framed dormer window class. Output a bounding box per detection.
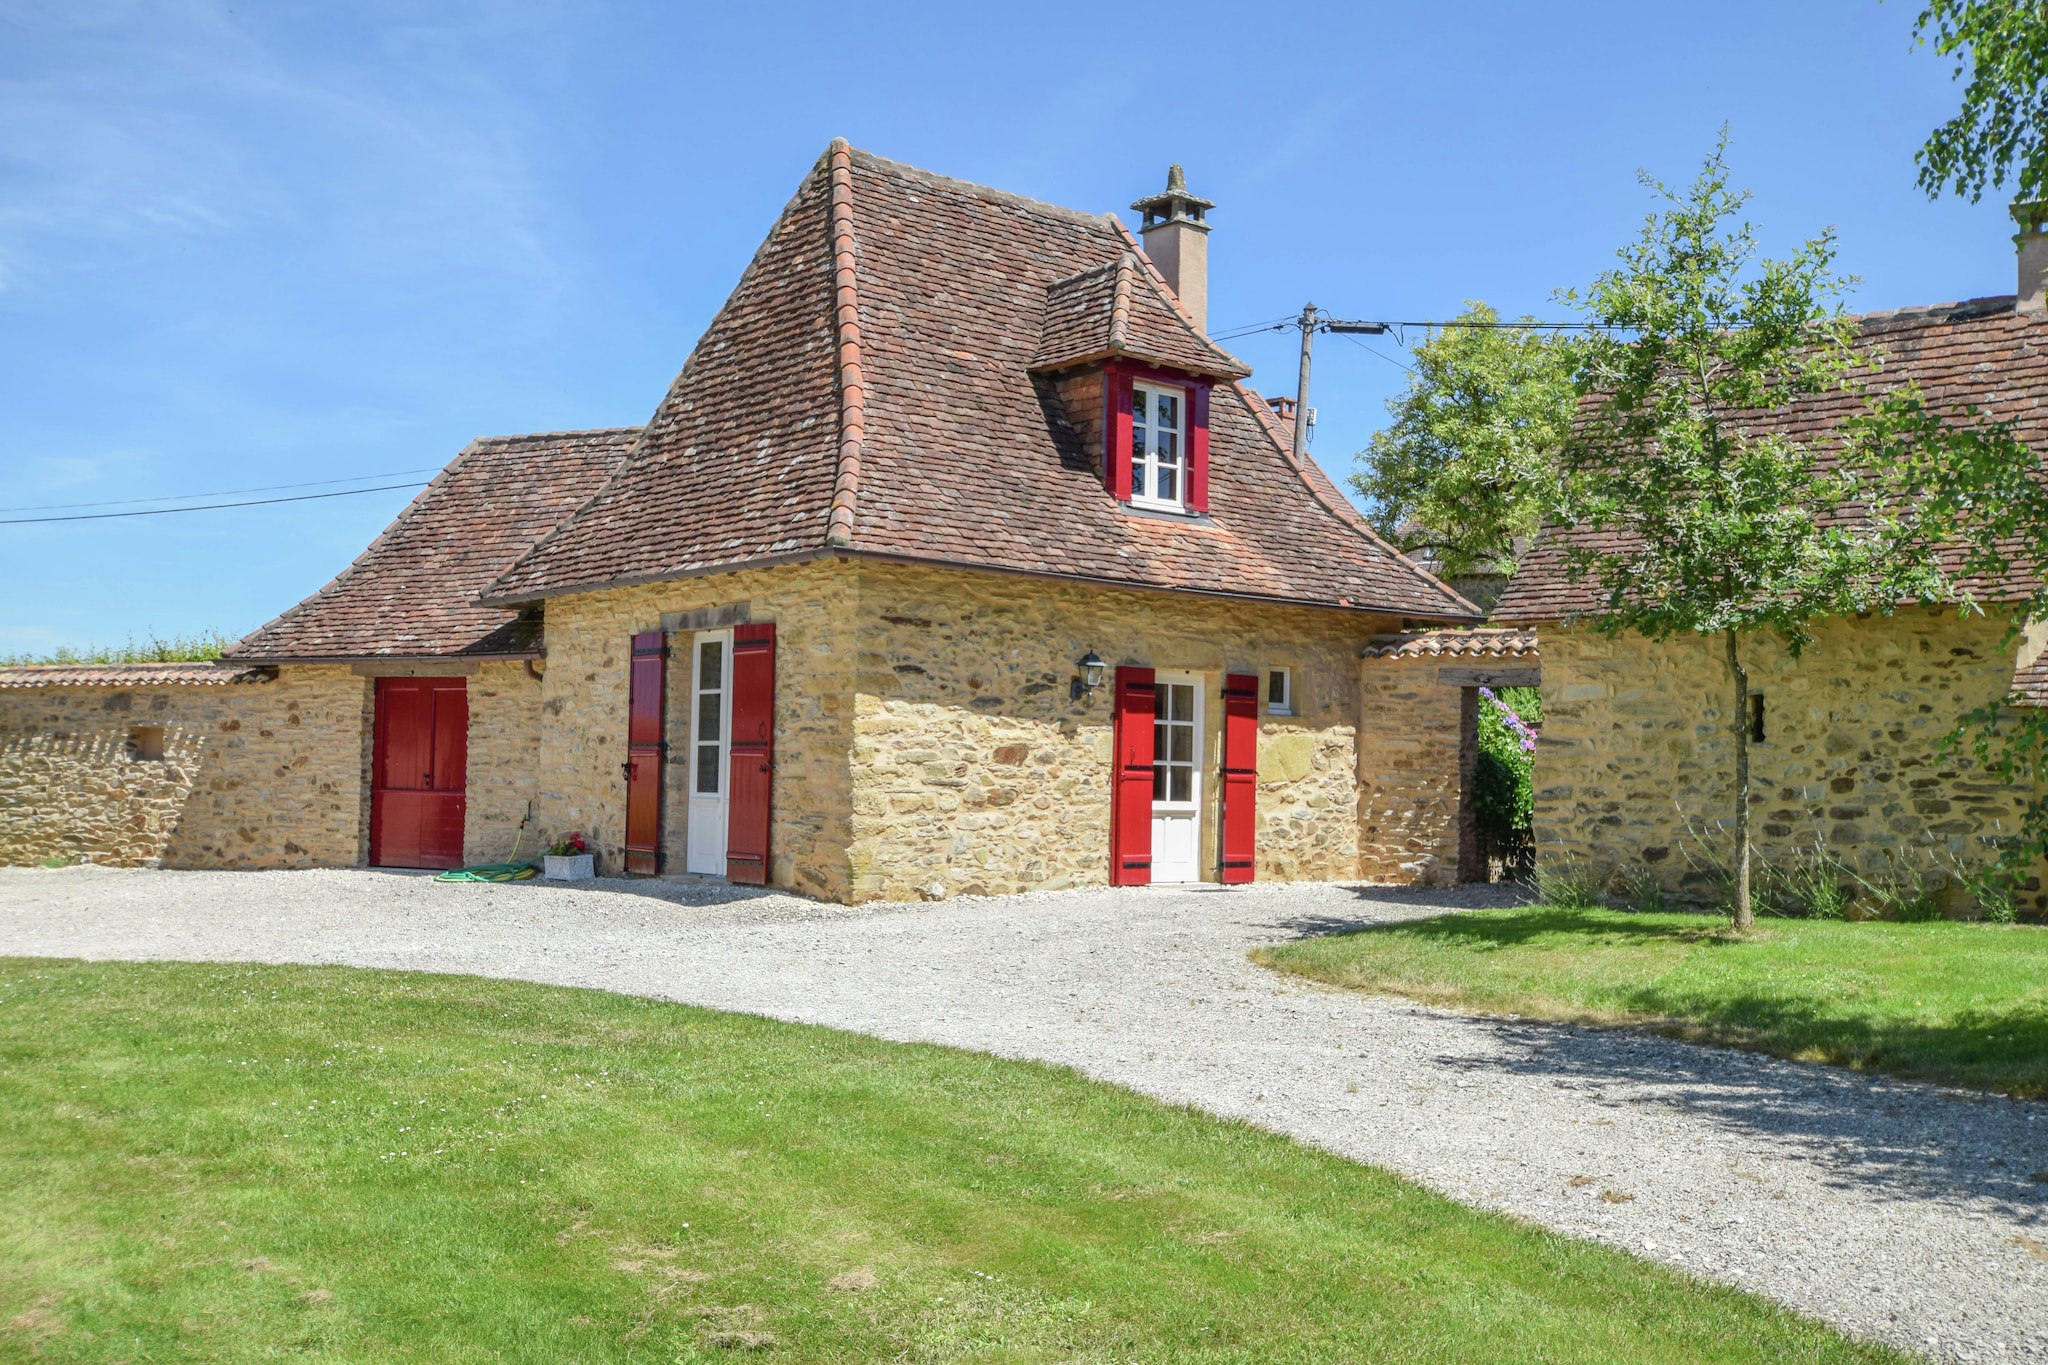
[1266,667,1292,715]
[1130,380,1187,510]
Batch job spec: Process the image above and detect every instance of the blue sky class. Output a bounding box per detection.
[0,0,2015,654]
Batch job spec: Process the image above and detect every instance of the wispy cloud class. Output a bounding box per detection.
[0,0,567,296]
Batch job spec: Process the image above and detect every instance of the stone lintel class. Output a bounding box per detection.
[1436,667,1541,688]
[660,602,752,633]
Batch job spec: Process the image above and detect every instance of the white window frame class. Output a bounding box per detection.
[1129,379,1189,512]
[1266,667,1292,716]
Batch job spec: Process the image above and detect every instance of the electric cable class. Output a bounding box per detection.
[0,481,431,525]
[0,467,443,514]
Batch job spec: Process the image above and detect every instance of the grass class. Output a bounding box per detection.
[1258,906,2048,1097]
[0,959,1901,1364]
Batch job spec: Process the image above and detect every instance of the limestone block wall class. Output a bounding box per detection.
[845,561,1388,901]
[534,559,858,899]
[0,666,371,869]
[1355,654,1464,883]
[1535,611,2032,902]
[463,660,544,865]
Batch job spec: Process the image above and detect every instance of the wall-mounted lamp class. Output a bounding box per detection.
[1073,650,1107,701]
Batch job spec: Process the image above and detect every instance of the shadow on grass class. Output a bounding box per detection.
[1256,905,2048,1217]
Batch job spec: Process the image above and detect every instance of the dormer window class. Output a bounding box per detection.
[1131,381,1186,509]
[1102,363,1211,514]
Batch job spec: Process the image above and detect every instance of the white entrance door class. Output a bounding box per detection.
[1151,675,1202,883]
[686,630,731,875]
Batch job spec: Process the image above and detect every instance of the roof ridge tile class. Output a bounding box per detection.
[826,138,866,549]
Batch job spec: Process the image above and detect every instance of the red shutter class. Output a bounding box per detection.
[1109,666,1156,885]
[726,622,776,885]
[1187,383,1211,513]
[624,630,666,876]
[1104,362,1134,500]
[1220,673,1258,883]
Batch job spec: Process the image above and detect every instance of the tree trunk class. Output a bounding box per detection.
[1726,628,1753,931]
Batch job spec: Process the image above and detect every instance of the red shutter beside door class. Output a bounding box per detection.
[726,622,776,886]
[624,630,667,876]
[1109,666,1156,885]
[1220,673,1258,883]
[1187,384,1211,513]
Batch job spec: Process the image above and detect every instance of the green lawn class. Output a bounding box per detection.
[1257,907,2048,1097]
[0,960,1898,1364]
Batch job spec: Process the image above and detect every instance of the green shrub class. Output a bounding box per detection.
[0,629,235,667]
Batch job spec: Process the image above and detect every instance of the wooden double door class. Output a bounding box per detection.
[371,676,468,870]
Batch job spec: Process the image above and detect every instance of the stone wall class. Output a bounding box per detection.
[533,559,858,898]
[535,556,1442,903]
[1355,654,1465,883]
[463,660,545,865]
[1535,610,2034,904]
[0,665,371,869]
[844,561,1392,901]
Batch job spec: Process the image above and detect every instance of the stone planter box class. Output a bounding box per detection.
[543,853,594,882]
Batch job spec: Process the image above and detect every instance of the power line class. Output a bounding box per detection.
[0,466,444,514]
[0,481,431,526]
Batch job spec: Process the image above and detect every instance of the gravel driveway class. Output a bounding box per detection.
[3,866,2044,1361]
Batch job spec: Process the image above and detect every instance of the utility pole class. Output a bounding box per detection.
[1292,302,1317,464]
[1290,306,1387,464]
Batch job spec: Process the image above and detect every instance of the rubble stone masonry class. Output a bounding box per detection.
[0,665,370,868]
[463,660,544,865]
[1355,653,1464,883]
[1535,610,2034,904]
[844,561,1389,901]
[536,557,1421,903]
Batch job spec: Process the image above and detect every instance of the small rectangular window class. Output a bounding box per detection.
[1749,693,1766,744]
[128,725,165,762]
[1266,668,1292,715]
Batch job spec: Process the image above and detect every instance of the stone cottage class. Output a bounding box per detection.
[3,143,1504,900]
[1493,211,2048,909]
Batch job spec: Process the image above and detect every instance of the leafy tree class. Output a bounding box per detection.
[1911,0,2048,203]
[1348,304,1578,579]
[1557,138,1951,930]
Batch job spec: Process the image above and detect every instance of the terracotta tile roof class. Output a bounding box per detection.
[1031,254,1251,378]
[485,143,1474,620]
[1360,628,1540,660]
[1496,297,2048,623]
[229,427,637,662]
[2013,655,2048,707]
[0,661,272,689]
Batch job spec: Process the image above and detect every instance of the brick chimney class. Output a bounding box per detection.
[2015,200,2048,313]
[1131,164,1213,332]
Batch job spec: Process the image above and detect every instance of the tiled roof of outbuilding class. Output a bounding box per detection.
[229,427,637,662]
[485,143,1474,621]
[0,662,272,689]
[1495,297,2048,623]
[1360,628,1539,660]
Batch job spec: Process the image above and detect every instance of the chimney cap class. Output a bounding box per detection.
[1132,163,1214,231]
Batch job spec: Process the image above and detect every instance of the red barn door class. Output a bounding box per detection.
[1220,673,1259,883]
[624,630,667,876]
[725,622,775,885]
[1109,667,1156,885]
[371,676,468,870]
